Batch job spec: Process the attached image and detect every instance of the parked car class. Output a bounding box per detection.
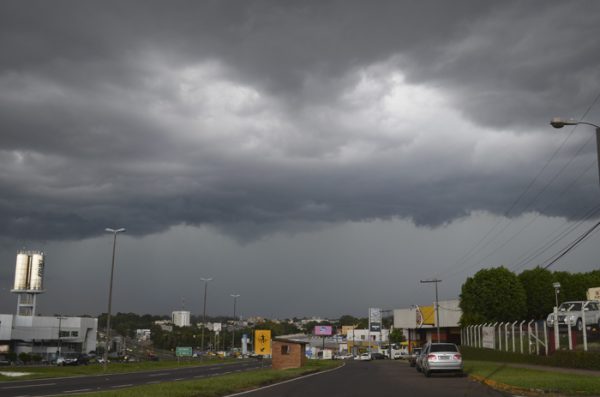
[371,352,386,360]
[56,356,79,366]
[546,301,600,331]
[419,343,463,377]
[355,352,372,361]
[415,348,427,372]
[408,347,422,367]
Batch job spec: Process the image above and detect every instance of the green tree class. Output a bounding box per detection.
[389,329,405,344]
[459,266,527,325]
[518,267,555,319]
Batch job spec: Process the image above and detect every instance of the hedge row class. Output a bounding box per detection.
[461,346,600,371]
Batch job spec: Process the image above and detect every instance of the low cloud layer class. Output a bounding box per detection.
[1,0,600,244]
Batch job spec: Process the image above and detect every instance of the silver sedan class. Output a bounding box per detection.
[420,343,463,377]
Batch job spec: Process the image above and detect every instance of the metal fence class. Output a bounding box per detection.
[461,320,600,354]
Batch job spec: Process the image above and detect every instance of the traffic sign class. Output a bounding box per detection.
[176,346,193,357]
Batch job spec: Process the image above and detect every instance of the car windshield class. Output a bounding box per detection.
[430,344,458,353]
[559,302,582,311]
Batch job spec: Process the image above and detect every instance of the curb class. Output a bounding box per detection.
[470,374,566,397]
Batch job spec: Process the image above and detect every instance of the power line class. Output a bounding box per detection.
[542,220,600,270]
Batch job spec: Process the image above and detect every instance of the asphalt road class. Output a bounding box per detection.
[228,360,509,397]
[0,360,268,397]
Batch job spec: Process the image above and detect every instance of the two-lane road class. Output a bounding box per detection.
[1,360,268,396]
[230,360,509,397]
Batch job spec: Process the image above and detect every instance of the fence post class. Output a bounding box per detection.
[512,321,518,352]
[479,324,483,348]
[505,323,509,351]
[535,321,539,355]
[498,322,504,351]
[519,320,525,354]
[527,320,534,354]
[543,320,548,356]
[567,320,573,350]
[492,322,498,350]
[582,304,588,352]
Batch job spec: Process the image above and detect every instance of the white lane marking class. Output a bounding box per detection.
[2,382,57,389]
[111,384,133,388]
[148,372,170,377]
[174,378,184,381]
[64,388,93,393]
[194,375,206,378]
[224,363,345,397]
[147,381,160,384]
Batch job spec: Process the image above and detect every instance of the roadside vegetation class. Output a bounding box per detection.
[465,360,600,396]
[66,360,341,397]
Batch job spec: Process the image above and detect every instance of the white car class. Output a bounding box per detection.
[355,353,372,361]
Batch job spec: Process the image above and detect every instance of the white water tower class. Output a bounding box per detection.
[11,250,45,316]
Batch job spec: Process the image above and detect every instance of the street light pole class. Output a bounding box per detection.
[550,118,600,184]
[104,227,125,371]
[200,277,212,355]
[230,294,240,353]
[420,279,442,342]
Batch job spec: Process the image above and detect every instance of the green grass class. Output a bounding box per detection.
[465,360,600,396]
[67,360,340,397]
[0,358,239,381]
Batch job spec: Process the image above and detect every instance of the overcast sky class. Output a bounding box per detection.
[1,1,599,319]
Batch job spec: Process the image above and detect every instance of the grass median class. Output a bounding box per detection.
[0,358,240,381]
[465,360,600,396]
[67,360,341,397]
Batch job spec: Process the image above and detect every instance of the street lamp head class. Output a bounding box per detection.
[230,294,240,298]
[201,277,213,282]
[550,117,578,129]
[105,228,126,234]
[553,282,561,290]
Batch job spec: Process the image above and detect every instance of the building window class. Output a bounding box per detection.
[281,345,290,355]
[71,331,79,337]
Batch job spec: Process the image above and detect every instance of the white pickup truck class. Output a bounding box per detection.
[546,300,600,331]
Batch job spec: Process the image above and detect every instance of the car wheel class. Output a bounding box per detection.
[424,369,431,377]
[416,365,421,372]
[576,318,583,332]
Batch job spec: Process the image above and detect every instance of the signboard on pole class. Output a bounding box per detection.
[314,325,333,336]
[176,346,193,357]
[254,330,272,355]
[369,308,381,332]
[587,287,600,301]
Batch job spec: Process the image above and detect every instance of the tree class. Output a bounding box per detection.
[518,267,555,319]
[389,329,405,344]
[459,266,527,325]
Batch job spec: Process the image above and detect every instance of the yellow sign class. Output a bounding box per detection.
[254,330,272,355]
[419,305,435,326]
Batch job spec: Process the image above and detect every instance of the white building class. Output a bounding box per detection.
[0,251,97,360]
[0,314,97,359]
[172,311,191,327]
[346,328,390,343]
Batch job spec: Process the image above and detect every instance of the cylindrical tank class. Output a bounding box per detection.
[30,253,44,290]
[13,253,30,290]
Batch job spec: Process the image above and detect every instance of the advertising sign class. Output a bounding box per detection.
[254,330,272,355]
[369,307,382,332]
[176,346,193,357]
[482,327,495,349]
[314,325,333,336]
[212,323,222,332]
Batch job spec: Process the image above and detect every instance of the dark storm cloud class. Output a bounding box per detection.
[1,0,600,242]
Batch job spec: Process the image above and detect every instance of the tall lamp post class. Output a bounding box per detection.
[420,279,442,342]
[230,294,240,353]
[56,315,67,357]
[104,227,125,371]
[553,282,561,349]
[200,277,212,355]
[550,118,600,184]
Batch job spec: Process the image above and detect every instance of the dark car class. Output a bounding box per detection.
[371,352,386,360]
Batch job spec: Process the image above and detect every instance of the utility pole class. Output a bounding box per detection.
[420,279,442,342]
[200,278,212,356]
[230,294,240,353]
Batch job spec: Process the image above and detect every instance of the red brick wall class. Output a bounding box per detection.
[272,341,306,370]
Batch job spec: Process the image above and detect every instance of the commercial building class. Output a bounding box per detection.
[0,251,97,360]
[393,299,462,349]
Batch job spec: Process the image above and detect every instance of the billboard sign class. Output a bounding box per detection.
[254,330,272,355]
[369,308,381,332]
[314,325,333,336]
[587,287,600,301]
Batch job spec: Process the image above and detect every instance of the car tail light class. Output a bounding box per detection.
[427,354,436,361]
[453,354,461,360]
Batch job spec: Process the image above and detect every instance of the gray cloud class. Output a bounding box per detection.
[1,0,599,245]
